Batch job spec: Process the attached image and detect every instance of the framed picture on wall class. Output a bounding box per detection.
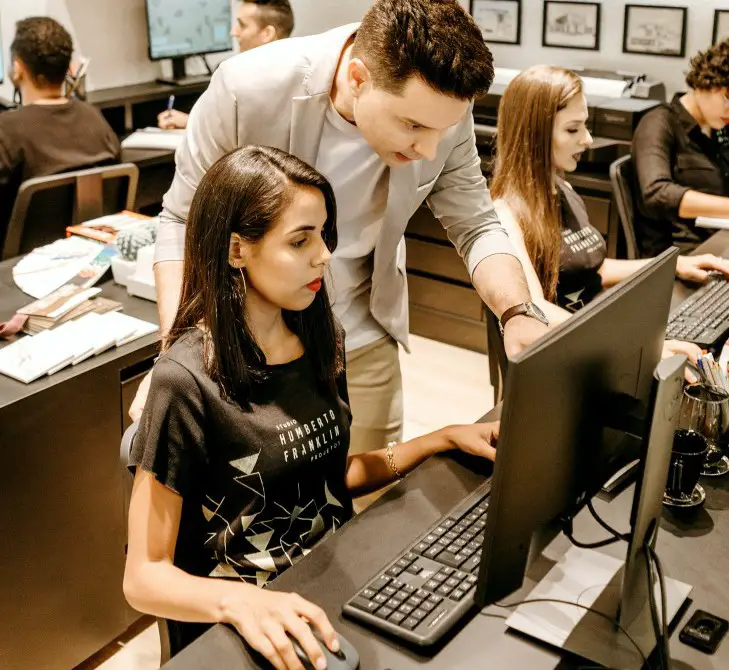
[542,1,601,51]
[623,5,687,58]
[470,0,522,45]
[714,10,729,45]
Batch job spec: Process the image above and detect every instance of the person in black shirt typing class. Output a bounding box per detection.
[632,40,729,256]
[0,17,120,251]
[124,146,499,669]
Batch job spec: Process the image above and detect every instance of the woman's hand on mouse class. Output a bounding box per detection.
[676,254,729,283]
[222,585,338,670]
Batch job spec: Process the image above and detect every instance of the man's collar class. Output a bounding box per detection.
[304,23,360,97]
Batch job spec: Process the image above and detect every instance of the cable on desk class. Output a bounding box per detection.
[646,544,671,670]
[588,499,629,541]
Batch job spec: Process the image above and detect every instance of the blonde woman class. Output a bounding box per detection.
[491,65,729,364]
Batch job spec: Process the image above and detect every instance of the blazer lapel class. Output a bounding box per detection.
[289,94,329,167]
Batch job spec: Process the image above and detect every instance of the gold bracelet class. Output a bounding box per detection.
[386,441,404,480]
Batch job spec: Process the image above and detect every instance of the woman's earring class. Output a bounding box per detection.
[239,267,247,296]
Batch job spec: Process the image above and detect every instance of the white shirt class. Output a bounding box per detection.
[316,102,389,352]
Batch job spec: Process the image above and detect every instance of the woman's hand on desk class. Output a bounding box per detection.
[222,586,338,670]
[440,422,500,461]
[675,254,729,283]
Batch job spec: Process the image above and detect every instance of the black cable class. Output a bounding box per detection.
[588,499,629,541]
[492,597,650,670]
[644,545,667,670]
[648,545,671,668]
[200,54,213,76]
[561,515,625,550]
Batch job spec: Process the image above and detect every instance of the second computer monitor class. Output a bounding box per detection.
[145,0,232,63]
[476,247,679,607]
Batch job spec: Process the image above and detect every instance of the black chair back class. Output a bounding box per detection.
[609,155,639,260]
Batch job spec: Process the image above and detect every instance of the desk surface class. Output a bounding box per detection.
[0,256,160,410]
[164,232,729,669]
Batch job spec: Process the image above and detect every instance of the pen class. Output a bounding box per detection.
[166,94,175,117]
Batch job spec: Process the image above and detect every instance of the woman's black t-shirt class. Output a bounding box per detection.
[129,328,353,653]
[556,179,608,312]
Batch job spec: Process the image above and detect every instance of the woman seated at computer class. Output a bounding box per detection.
[632,39,729,257]
[123,146,499,668]
[490,65,729,364]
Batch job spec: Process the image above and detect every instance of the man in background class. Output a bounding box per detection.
[0,17,120,255]
[158,0,294,129]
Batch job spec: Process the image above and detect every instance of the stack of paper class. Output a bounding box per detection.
[120,127,185,151]
[66,211,153,244]
[0,312,158,383]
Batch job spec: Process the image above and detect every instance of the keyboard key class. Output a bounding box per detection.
[427,594,444,606]
[437,551,466,568]
[442,518,456,528]
[436,584,454,597]
[420,600,436,612]
[389,611,406,625]
[424,545,442,559]
[403,584,417,594]
[386,565,404,578]
[466,575,477,586]
[350,597,379,613]
[462,554,481,573]
[402,616,420,630]
[445,577,461,588]
[373,593,388,605]
[431,525,447,537]
[443,530,459,542]
[405,563,422,575]
[414,542,430,554]
[376,606,394,620]
[390,579,405,590]
[361,588,376,599]
[382,585,397,598]
[451,588,468,601]
[432,572,447,584]
[396,558,411,570]
[412,608,428,621]
[407,594,425,607]
[385,598,402,610]
[399,603,415,615]
[440,567,455,576]
[453,538,467,548]
[390,592,407,603]
[368,575,391,592]
[455,570,467,581]
[404,552,418,562]
[416,588,430,599]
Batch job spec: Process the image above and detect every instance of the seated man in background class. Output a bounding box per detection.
[158,0,294,130]
[0,17,120,250]
[632,39,729,257]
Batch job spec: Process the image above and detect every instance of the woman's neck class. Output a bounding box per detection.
[244,292,302,365]
[680,91,710,134]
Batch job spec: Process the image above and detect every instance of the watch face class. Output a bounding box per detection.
[526,303,548,324]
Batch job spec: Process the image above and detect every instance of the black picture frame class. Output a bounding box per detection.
[622,4,688,58]
[713,9,729,45]
[470,0,522,45]
[542,1,601,52]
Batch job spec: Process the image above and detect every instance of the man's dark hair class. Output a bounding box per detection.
[170,146,343,407]
[244,0,295,39]
[11,17,73,87]
[352,0,494,99]
[686,39,729,91]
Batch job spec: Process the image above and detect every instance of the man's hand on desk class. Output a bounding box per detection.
[676,254,729,283]
[129,370,152,422]
[502,314,550,358]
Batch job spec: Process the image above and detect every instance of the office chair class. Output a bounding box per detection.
[120,421,172,665]
[609,155,640,260]
[485,307,508,405]
[2,163,139,260]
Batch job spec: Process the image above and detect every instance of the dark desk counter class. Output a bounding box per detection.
[0,258,161,670]
[164,234,729,670]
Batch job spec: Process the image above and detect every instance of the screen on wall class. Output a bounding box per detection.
[145,0,232,61]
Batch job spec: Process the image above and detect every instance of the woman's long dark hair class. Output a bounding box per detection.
[168,146,343,406]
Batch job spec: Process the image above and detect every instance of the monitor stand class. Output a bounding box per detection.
[155,57,211,88]
[506,546,691,670]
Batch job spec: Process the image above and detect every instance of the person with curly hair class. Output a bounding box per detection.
[632,39,729,256]
[0,17,120,256]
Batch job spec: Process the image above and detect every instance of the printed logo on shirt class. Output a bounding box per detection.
[562,227,604,255]
[275,410,345,464]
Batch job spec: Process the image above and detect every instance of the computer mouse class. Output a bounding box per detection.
[287,624,360,670]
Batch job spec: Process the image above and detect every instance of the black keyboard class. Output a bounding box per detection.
[342,481,490,646]
[666,275,729,348]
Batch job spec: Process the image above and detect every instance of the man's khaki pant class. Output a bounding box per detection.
[345,336,404,455]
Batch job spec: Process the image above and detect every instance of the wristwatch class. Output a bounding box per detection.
[499,302,549,335]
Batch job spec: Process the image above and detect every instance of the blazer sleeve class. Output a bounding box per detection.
[425,110,516,278]
[155,65,240,263]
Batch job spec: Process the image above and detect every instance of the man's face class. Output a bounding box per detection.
[230,3,276,53]
[350,70,471,168]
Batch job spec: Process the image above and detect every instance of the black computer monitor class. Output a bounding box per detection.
[476,247,691,668]
[144,0,232,84]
